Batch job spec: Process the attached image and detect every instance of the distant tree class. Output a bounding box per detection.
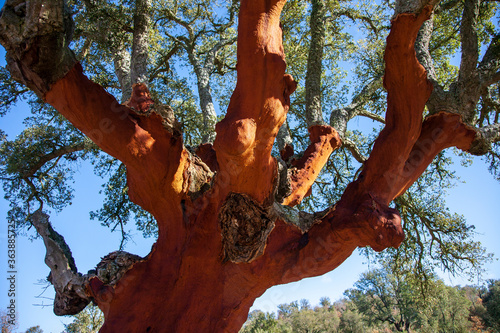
[319,297,331,309]
[345,260,479,333]
[0,310,17,333]
[24,326,43,333]
[271,299,340,332]
[239,310,285,333]
[299,299,312,311]
[278,301,300,319]
[421,283,472,333]
[336,301,366,333]
[289,306,340,332]
[481,279,500,331]
[63,303,103,333]
[345,265,426,331]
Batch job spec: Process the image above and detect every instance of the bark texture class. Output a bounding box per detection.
[0,0,490,332]
[305,0,327,126]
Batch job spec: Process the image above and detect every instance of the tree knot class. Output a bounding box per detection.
[356,195,405,251]
[125,83,182,135]
[219,192,276,263]
[95,251,143,287]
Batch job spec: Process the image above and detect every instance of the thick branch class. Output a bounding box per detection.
[30,209,90,315]
[0,0,215,252]
[415,13,438,84]
[361,8,434,203]
[415,10,454,117]
[478,34,500,88]
[277,121,294,161]
[469,122,500,155]
[45,69,200,242]
[391,112,476,198]
[130,0,151,85]
[305,0,327,126]
[330,76,383,137]
[22,142,90,178]
[192,62,218,143]
[0,0,185,191]
[450,0,482,122]
[213,0,296,203]
[282,125,341,207]
[259,190,404,287]
[30,210,145,318]
[279,0,347,206]
[458,0,480,85]
[113,46,132,103]
[423,2,497,125]
[0,0,77,97]
[44,65,147,168]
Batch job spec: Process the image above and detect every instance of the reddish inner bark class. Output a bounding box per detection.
[39,2,478,332]
[283,125,342,206]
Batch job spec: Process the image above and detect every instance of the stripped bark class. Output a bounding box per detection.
[282,125,341,206]
[113,46,132,103]
[282,0,344,206]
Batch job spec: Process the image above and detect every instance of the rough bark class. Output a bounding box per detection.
[305,0,327,127]
[0,0,494,332]
[113,46,132,103]
[130,0,151,85]
[193,62,218,143]
[415,0,499,155]
[30,209,91,315]
[277,121,294,160]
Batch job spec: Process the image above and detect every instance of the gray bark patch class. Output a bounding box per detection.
[96,251,143,286]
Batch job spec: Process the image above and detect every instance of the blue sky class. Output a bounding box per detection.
[0,1,499,332]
